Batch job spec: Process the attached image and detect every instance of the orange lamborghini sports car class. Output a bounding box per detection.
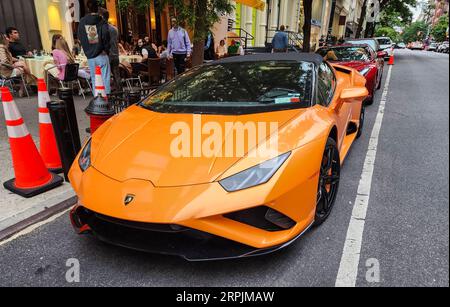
[69,54,368,260]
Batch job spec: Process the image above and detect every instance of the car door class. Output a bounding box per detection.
[368,47,383,87]
[318,62,352,148]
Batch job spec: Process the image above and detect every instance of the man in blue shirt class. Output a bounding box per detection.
[167,18,192,75]
[272,25,289,53]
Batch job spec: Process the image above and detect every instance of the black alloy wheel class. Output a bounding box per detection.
[314,138,341,226]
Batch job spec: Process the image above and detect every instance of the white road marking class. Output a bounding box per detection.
[0,208,71,247]
[335,65,393,287]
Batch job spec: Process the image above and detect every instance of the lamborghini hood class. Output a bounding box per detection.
[91,106,302,187]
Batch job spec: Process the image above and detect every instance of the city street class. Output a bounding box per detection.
[0,49,448,287]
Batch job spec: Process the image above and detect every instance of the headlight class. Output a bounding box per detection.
[359,67,371,76]
[78,139,92,172]
[219,152,291,192]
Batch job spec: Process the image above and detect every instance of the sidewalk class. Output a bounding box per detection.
[0,94,91,235]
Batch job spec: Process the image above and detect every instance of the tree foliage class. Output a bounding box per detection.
[431,14,449,42]
[379,0,416,25]
[402,21,428,42]
[375,26,400,41]
[114,0,233,66]
[360,0,417,38]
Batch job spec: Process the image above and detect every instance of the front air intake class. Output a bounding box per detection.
[225,206,296,232]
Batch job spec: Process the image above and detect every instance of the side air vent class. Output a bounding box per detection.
[225,206,296,232]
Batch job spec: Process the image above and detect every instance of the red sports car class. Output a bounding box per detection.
[317,44,384,105]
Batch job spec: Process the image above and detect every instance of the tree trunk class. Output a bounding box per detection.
[192,43,204,67]
[192,0,207,67]
[356,0,368,38]
[303,0,313,52]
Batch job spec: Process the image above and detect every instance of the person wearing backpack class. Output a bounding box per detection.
[167,18,192,75]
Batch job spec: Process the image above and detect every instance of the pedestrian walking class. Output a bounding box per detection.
[101,9,121,92]
[77,0,111,94]
[167,18,192,75]
[272,25,289,53]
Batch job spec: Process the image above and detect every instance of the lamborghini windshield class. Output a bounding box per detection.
[318,46,371,62]
[140,61,314,115]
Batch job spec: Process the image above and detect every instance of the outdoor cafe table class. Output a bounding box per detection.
[76,54,143,66]
[23,56,54,79]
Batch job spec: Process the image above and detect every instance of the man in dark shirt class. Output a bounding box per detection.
[5,27,31,58]
[101,9,121,91]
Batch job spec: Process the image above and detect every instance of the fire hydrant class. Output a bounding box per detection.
[85,95,115,134]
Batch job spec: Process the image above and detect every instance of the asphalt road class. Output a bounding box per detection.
[0,50,448,287]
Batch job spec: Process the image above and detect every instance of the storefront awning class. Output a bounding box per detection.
[236,0,266,11]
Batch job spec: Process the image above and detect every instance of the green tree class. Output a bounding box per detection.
[375,26,400,41]
[402,21,428,42]
[362,0,416,38]
[431,14,449,42]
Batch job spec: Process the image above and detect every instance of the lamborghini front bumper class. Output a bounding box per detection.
[70,205,312,261]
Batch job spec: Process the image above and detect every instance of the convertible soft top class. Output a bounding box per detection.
[215,52,324,66]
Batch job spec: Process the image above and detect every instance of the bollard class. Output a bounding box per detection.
[47,90,82,182]
[58,88,82,152]
[85,95,115,134]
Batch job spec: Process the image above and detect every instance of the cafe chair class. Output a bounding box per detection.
[161,58,175,83]
[146,58,162,86]
[125,62,145,91]
[0,62,30,97]
[47,63,92,99]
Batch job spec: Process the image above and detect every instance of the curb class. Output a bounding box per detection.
[0,196,78,242]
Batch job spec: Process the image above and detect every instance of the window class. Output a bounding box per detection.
[317,63,335,106]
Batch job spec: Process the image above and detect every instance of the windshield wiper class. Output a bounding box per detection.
[257,88,300,104]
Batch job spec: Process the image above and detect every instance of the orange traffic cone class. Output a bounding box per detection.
[1,87,63,198]
[37,79,63,173]
[94,66,107,98]
[388,49,395,65]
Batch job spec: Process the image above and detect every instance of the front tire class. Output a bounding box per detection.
[356,104,366,139]
[314,138,341,226]
[376,71,383,90]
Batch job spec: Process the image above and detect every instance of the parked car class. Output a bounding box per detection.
[438,41,449,53]
[395,42,407,49]
[317,44,384,105]
[345,38,381,54]
[375,37,394,59]
[427,43,438,51]
[410,41,424,50]
[68,53,369,261]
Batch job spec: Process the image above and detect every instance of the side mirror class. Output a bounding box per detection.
[340,87,369,101]
[377,51,387,58]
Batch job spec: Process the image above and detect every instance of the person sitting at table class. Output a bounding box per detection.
[144,37,159,54]
[134,39,145,56]
[159,41,169,59]
[0,32,32,97]
[216,39,227,58]
[118,40,128,56]
[5,27,33,58]
[141,42,159,62]
[46,34,90,82]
